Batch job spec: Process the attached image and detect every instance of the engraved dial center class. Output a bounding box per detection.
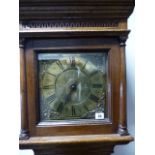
[69,83,77,92]
[55,68,91,105]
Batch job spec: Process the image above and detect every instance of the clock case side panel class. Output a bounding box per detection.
[25,43,40,136]
[19,38,30,139]
[24,38,121,136]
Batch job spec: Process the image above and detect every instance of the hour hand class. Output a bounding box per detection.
[55,93,71,113]
[64,83,77,104]
[64,93,71,103]
[56,102,64,113]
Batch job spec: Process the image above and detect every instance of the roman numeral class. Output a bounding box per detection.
[92,84,103,88]
[81,61,88,70]
[46,94,56,104]
[42,85,55,89]
[42,62,48,71]
[46,72,57,77]
[69,57,76,67]
[56,60,64,70]
[72,106,76,116]
[89,94,99,102]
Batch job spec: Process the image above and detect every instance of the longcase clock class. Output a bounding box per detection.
[19,0,135,155]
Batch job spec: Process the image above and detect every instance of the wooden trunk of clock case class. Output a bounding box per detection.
[33,143,115,155]
[24,37,121,137]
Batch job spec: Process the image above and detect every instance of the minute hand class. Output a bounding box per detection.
[64,82,78,104]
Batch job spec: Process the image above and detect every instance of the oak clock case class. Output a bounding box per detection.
[38,52,108,122]
[22,37,122,137]
[19,0,134,154]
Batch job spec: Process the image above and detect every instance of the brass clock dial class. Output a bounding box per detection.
[38,53,107,121]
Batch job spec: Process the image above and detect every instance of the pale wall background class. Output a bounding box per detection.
[20,11,135,155]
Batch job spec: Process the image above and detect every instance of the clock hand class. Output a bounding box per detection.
[55,87,76,113]
[64,83,78,104]
[64,92,72,104]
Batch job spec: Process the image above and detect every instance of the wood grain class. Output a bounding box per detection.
[23,38,122,137]
[20,134,134,146]
[118,36,128,135]
[20,134,133,155]
[19,0,134,20]
[19,38,29,140]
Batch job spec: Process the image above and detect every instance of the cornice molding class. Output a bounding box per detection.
[19,0,135,20]
[19,29,130,39]
[20,0,134,5]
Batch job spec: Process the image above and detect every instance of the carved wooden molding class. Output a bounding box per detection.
[20,30,130,39]
[20,134,133,155]
[20,21,119,30]
[19,129,29,140]
[19,134,134,147]
[19,38,25,48]
[119,36,128,47]
[19,0,134,20]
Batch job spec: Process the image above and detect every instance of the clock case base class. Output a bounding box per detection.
[19,134,133,155]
